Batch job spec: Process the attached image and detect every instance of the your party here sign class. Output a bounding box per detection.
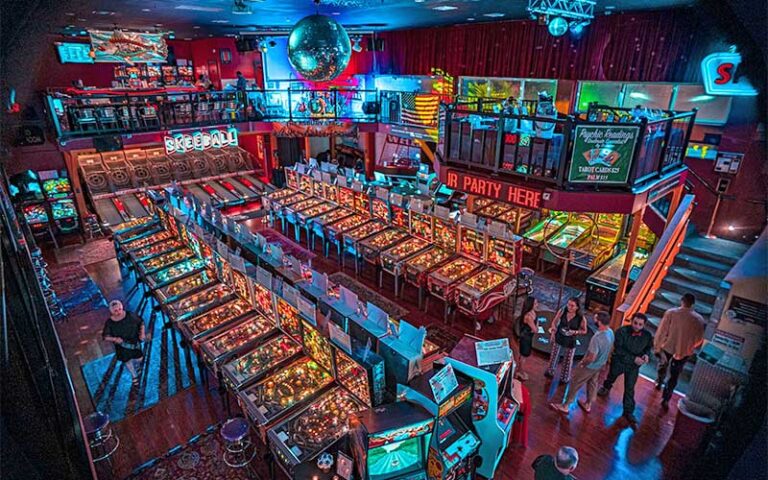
[568,125,639,184]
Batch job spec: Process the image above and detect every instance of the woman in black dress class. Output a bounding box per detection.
[515,296,539,381]
[102,300,146,384]
[545,297,587,383]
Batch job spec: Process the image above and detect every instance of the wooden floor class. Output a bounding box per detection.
[49,230,689,480]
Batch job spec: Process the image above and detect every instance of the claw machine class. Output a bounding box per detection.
[398,365,480,480]
[350,401,435,480]
[445,335,517,479]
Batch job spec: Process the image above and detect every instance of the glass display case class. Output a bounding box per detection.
[154,269,218,304]
[268,387,366,476]
[165,283,234,322]
[239,356,334,428]
[138,248,194,275]
[147,257,207,289]
[199,314,277,366]
[222,334,303,391]
[180,298,254,341]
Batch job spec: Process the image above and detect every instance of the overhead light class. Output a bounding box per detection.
[483,12,505,17]
[211,19,230,23]
[414,0,426,2]
[628,92,651,101]
[331,11,341,15]
[232,0,252,14]
[528,0,595,36]
[467,17,475,20]
[433,5,458,11]
[155,23,163,27]
[141,8,151,12]
[65,12,75,16]
[689,94,716,102]
[569,22,585,36]
[193,25,201,29]
[176,5,224,12]
[548,16,568,36]
[91,10,115,15]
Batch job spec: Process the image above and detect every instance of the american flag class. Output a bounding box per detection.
[400,92,440,127]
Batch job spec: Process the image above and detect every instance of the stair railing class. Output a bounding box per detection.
[612,194,696,327]
[685,167,737,237]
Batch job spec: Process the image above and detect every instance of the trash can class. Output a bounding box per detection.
[667,398,717,451]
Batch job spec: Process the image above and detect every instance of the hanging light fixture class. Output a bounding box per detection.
[287,3,352,81]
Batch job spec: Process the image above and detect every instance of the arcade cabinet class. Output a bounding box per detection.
[398,364,480,480]
[41,170,79,234]
[351,401,435,480]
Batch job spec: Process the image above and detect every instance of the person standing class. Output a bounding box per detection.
[546,297,587,383]
[532,446,579,480]
[551,311,614,414]
[515,296,538,381]
[102,300,146,384]
[654,293,706,410]
[598,312,654,428]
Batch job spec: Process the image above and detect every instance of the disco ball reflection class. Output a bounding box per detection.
[288,14,352,81]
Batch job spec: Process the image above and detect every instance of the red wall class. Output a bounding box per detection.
[188,38,263,88]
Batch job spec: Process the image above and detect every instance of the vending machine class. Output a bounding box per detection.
[398,364,480,480]
[351,401,435,480]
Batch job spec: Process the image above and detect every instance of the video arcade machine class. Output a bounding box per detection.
[398,364,480,480]
[10,171,54,242]
[446,335,518,479]
[40,171,80,234]
[351,401,435,480]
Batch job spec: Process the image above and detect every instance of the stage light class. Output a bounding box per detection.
[569,22,584,36]
[548,16,568,36]
[728,225,735,231]
[351,36,363,52]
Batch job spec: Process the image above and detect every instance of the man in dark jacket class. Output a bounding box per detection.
[597,312,653,428]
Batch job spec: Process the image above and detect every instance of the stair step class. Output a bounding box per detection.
[674,252,733,276]
[683,235,750,259]
[668,266,724,288]
[661,276,719,302]
[648,293,713,318]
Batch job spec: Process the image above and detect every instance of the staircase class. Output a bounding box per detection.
[646,235,750,331]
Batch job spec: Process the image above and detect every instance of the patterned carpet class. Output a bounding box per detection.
[49,262,109,317]
[329,272,410,319]
[81,315,202,422]
[54,238,116,266]
[127,424,269,480]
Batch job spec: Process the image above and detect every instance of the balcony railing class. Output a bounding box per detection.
[45,88,451,139]
[442,101,697,190]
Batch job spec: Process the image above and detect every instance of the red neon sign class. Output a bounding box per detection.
[445,169,542,210]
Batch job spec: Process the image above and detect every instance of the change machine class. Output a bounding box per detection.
[445,335,517,479]
[398,364,480,480]
[351,401,435,480]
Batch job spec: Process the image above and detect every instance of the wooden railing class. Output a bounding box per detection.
[612,194,695,326]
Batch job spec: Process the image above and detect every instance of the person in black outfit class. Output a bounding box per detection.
[102,300,147,384]
[598,312,653,428]
[546,297,587,383]
[532,446,579,480]
[515,296,538,381]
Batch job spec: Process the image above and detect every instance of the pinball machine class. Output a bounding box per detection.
[380,236,431,296]
[371,187,392,224]
[522,210,568,251]
[221,334,303,391]
[178,297,255,342]
[446,335,517,479]
[301,319,335,374]
[121,230,175,253]
[342,221,388,273]
[198,313,278,369]
[333,341,386,408]
[283,197,326,242]
[353,184,373,218]
[112,216,158,239]
[475,202,533,235]
[137,247,195,276]
[295,202,337,246]
[358,228,410,278]
[129,238,184,263]
[540,213,593,265]
[146,257,208,290]
[11,171,52,243]
[154,269,219,305]
[164,282,235,323]
[569,213,625,271]
[268,386,366,477]
[310,207,354,254]
[325,213,370,260]
[426,257,482,319]
[350,401,435,480]
[398,366,480,480]
[238,356,335,439]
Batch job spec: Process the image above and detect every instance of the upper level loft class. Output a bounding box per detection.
[439,100,696,194]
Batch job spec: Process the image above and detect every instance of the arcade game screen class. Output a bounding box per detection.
[23,204,49,225]
[42,177,72,199]
[368,436,423,480]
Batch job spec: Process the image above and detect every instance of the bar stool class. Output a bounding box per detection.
[220,418,256,468]
[84,412,120,474]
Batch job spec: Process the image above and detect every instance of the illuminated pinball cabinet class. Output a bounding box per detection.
[446,335,517,479]
[351,401,435,480]
[398,367,480,480]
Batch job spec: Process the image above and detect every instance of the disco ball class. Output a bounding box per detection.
[288,14,351,82]
[548,16,569,37]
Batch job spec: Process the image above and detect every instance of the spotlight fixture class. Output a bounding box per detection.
[528,0,595,37]
[351,35,363,53]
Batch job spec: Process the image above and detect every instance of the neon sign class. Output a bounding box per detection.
[445,169,543,209]
[701,51,758,97]
[164,127,238,155]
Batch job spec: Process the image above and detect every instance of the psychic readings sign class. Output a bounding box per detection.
[568,125,639,184]
[445,169,542,209]
[164,127,238,155]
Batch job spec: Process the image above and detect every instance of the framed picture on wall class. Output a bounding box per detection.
[220,48,232,64]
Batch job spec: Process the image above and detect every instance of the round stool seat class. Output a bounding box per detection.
[84,412,110,435]
[221,418,249,443]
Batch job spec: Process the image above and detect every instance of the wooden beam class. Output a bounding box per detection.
[611,205,644,328]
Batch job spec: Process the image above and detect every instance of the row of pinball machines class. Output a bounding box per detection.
[75,145,264,230]
[9,169,81,244]
[127,197,520,480]
[262,167,524,329]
